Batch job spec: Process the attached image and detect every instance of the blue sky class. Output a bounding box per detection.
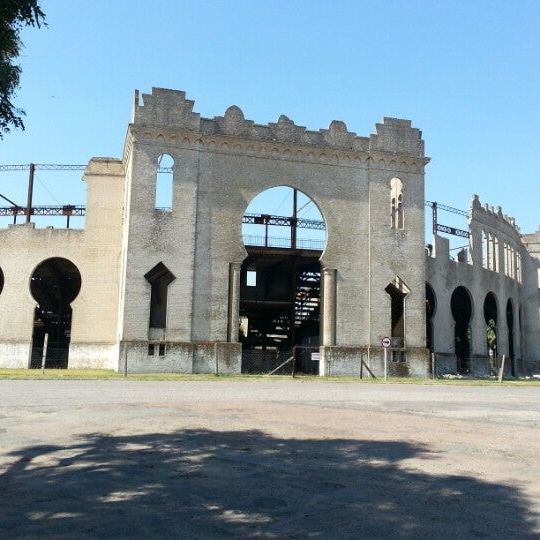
[1,0,539,234]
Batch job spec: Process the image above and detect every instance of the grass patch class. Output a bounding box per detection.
[0,369,538,385]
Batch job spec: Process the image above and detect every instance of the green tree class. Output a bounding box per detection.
[486,319,497,355]
[0,1,46,139]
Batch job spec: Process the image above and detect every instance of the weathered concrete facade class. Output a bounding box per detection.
[0,88,538,375]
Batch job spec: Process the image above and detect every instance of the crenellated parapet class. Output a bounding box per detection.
[370,118,424,158]
[469,194,522,241]
[132,88,201,131]
[131,87,425,159]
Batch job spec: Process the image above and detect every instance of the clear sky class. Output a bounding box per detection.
[1,0,539,234]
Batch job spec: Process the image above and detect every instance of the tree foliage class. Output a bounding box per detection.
[0,0,46,139]
[486,319,497,353]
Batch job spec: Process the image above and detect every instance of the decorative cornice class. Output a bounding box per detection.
[128,123,426,172]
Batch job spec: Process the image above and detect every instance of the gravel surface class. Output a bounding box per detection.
[0,380,539,538]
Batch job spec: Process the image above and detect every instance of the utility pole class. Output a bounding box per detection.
[25,163,35,223]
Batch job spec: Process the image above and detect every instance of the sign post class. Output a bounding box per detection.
[381,337,391,381]
[41,333,48,374]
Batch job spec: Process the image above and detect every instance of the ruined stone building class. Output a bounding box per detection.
[0,88,538,376]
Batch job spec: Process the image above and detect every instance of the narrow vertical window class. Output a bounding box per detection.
[144,262,176,329]
[390,178,404,229]
[482,231,489,269]
[491,234,498,271]
[516,252,522,283]
[156,154,174,211]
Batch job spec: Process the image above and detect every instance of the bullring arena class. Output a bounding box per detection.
[0,88,539,377]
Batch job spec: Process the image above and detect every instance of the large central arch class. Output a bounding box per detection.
[238,186,326,374]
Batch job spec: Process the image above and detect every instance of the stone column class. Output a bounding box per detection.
[227,262,242,342]
[322,268,337,346]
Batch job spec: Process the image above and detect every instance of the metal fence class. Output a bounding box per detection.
[241,346,320,375]
[242,235,325,250]
[430,353,524,378]
[30,342,69,369]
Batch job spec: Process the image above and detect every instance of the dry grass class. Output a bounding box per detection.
[0,369,537,385]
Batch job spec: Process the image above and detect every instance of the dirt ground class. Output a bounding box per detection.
[0,379,538,538]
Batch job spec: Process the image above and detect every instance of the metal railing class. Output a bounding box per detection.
[243,235,325,250]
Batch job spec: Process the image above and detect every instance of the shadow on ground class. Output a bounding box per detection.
[0,429,537,538]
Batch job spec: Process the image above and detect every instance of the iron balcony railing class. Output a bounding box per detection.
[243,235,325,250]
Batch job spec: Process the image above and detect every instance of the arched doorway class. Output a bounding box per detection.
[240,186,326,374]
[30,258,81,368]
[506,298,515,376]
[425,283,436,352]
[483,292,498,367]
[451,286,472,374]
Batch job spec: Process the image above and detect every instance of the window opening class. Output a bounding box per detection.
[490,234,498,271]
[158,343,166,356]
[148,344,155,356]
[246,270,257,287]
[144,262,176,329]
[156,154,174,211]
[390,178,404,229]
[482,231,489,269]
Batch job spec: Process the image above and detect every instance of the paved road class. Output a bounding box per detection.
[0,380,539,538]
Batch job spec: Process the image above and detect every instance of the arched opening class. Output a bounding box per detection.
[0,267,4,295]
[519,303,523,365]
[385,277,409,362]
[30,258,81,369]
[425,283,436,352]
[145,262,176,330]
[156,154,174,210]
[451,286,472,374]
[506,298,515,376]
[239,186,326,374]
[483,292,498,364]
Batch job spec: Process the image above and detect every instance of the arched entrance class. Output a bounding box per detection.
[451,286,472,374]
[239,186,326,374]
[425,283,436,352]
[506,298,515,376]
[483,292,498,365]
[30,257,81,368]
